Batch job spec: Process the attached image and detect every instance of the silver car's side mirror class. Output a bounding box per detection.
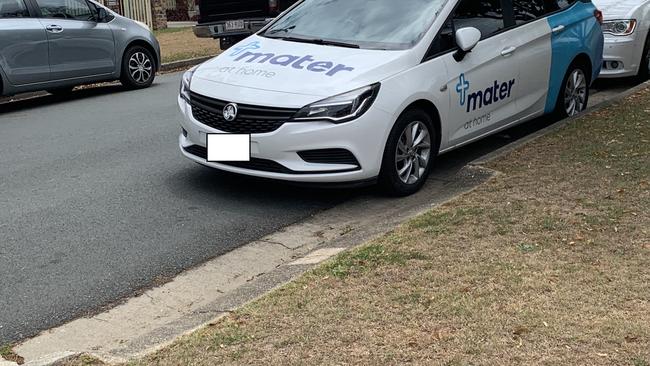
[454,27,482,62]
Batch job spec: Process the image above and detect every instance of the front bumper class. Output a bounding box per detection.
[177,96,392,183]
[193,18,272,39]
[599,33,645,78]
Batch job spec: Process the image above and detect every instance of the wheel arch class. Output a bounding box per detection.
[572,52,593,84]
[400,99,443,153]
[121,39,160,74]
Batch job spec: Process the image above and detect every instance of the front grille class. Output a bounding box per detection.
[189,92,299,134]
[183,145,292,174]
[298,149,360,166]
[183,145,360,175]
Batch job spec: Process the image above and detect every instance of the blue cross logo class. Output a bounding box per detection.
[456,73,470,106]
[230,41,261,57]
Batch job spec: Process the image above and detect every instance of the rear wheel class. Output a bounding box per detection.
[120,46,155,89]
[555,63,589,118]
[379,108,438,196]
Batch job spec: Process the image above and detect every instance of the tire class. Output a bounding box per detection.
[120,46,156,89]
[378,108,438,197]
[46,86,74,96]
[554,62,590,119]
[637,33,650,80]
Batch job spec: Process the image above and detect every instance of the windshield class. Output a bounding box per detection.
[261,0,450,50]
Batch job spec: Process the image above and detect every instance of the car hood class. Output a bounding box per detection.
[592,0,647,18]
[191,35,413,101]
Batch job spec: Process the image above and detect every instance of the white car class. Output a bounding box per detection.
[593,0,650,78]
[178,0,604,196]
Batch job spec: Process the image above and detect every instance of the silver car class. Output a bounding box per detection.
[0,0,160,97]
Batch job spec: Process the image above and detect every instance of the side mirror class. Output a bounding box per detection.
[453,27,481,62]
[97,7,107,22]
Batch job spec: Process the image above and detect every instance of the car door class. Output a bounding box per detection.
[34,0,115,80]
[507,0,559,119]
[0,0,50,85]
[435,0,521,147]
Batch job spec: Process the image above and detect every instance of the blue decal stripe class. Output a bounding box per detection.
[545,2,604,113]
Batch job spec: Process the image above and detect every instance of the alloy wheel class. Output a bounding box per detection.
[564,68,587,116]
[395,121,431,184]
[128,52,153,84]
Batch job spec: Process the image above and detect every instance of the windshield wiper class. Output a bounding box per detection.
[266,25,295,35]
[277,36,360,49]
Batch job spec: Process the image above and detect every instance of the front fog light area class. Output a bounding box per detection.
[292,84,380,123]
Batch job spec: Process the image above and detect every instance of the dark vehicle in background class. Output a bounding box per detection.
[193,0,297,49]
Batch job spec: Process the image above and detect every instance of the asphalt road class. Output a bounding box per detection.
[0,72,636,345]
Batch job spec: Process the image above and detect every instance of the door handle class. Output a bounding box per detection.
[46,25,63,33]
[501,46,517,57]
[552,25,566,34]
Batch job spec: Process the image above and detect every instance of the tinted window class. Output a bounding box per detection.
[427,0,506,56]
[453,0,505,39]
[0,0,29,18]
[512,0,575,23]
[262,0,450,50]
[36,0,95,20]
[512,0,545,23]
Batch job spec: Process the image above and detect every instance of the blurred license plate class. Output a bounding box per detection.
[225,20,245,31]
[207,134,250,162]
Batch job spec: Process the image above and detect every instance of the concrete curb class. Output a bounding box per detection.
[159,56,213,72]
[470,80,650,167]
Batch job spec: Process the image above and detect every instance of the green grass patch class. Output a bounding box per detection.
[321,243,428,278]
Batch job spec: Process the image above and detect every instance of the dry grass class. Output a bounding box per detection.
[66,88,649,366]
[154,27,220,64]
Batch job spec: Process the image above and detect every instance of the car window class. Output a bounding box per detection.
[512,0,574,23]
[427,0,505,56]
[512,0,546,23]
[36,0,95,21]
[0,0,29,18]
[453,0,505,40]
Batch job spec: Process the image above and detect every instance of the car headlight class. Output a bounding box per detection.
[602,19,637,36]
[180,65,198,102]
[292,84,380,123]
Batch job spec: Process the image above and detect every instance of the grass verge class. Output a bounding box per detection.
[70,87,649,365]
[154,27,220,64]
[1,344,24,364]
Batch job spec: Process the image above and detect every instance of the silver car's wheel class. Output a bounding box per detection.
[395,121,432,185]
[128,52,153,84]
[121,46,156,89]
[563,68,587,116]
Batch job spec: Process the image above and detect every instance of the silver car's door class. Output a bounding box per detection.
[35,0,115,80]
[0,0,50,85]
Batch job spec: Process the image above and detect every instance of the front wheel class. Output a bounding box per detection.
[120,46,156,89]
[554,64,589,118]
[379,108,438,196]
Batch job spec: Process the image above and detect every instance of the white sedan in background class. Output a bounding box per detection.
[594,0,650,79]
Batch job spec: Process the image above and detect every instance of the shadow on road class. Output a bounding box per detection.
[0,82,165,115]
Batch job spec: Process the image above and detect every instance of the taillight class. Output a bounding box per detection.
[594,9,604,25]
[269,0,278,13]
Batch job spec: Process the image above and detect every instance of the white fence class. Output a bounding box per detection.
[96,0,153,29]
[122,0,153,29]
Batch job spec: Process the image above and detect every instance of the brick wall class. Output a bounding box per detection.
[151,0,167,30]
